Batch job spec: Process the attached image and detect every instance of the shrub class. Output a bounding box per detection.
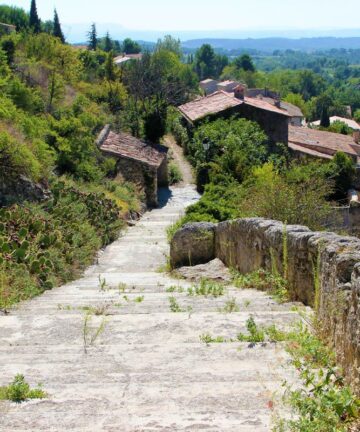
[0,374,46,403]
[168,162,183,185]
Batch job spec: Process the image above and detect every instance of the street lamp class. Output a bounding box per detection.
[202,138,210,161]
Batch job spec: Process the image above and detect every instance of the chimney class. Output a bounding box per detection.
[353,130,360,144]
[274,97,281,109]
[234,84,246,100]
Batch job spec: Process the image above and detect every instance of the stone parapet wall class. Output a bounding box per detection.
[170,218,360,391]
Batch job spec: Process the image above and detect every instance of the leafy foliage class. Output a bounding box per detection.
[0,374,46,403]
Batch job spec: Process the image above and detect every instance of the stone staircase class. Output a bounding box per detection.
[0,186,300,431]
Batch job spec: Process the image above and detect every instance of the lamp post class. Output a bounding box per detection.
[202,138,210,162]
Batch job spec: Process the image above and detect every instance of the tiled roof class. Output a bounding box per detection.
[178,91,290,123]
[289,126,360,159]
[178,91,243,123]
[243,96,291,117]
[288,142,333,160]
[253,97,303,118]
[100,131,167,168]
[310,116,360,131]
[280,101,304,118]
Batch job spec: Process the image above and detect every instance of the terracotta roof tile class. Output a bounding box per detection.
[289,126,360,159]
[100,131,167,167]
[178,91,290,123]
[243,96,291,117]
[178,91,243,123]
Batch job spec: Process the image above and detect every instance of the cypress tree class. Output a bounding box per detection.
[104,32,113,52]
[320,106,330,128]
[29,0,41,33]
[53,9,65,43]
[87,23,97,51]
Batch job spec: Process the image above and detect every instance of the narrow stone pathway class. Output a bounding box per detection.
[0,183,300,431]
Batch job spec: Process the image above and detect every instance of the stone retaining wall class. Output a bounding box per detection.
[170,218,360,391]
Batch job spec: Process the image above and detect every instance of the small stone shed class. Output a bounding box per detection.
[97,126,168,208]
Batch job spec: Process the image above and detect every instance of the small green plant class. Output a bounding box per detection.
[199,333,227,345]
[219,297,239,313]
[265,324,289,342]
[243,300,251,308]
[187,279,225,298]
[166,285,184,293]
[118,282,127,293]
[82,311,107,354]
[233,269,289,303]
[80,303,111,316]
[237,316,265,343]
[275,322,360,432]
[168,296,184,313]
[134,296,144,303]
[98,275,108,292]
[0,374,46,403]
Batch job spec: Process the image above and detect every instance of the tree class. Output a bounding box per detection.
[87,23,97,51]
[104,51,116,81]
[194,44,216,79]
[29,0,41,34]
[104,32,113,52]
[320,105,330,127]
[122,38,141,54]
[155,35,182,58]
[53,9,65,43]
[234,54,255,72]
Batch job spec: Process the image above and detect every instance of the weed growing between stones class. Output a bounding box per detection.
[274,322,360,432]
[166,285,184,293]
[233,269,289,303]
[199,334,228,345]
[187,279,225,298]
[168,296,183,312]
[134,296,144,303]
[237,316,265,343]
[0,374,46,403]
[82,311,107,354]
[219,297,239,313]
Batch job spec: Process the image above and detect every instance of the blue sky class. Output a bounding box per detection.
[4,0,360,41]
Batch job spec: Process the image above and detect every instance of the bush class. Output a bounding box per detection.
[168,162,183,185]
[0,374,46,403]
[0,177,140,309]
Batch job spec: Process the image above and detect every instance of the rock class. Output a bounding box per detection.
[176,258,231,282]
[0,175,51,206]
[170,222,216,268]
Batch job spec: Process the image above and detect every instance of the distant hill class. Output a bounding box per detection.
[181,37,360,53]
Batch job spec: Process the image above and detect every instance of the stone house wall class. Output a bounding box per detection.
[115,158,159,208]
[170,218,360,393]
[238,104,289,145]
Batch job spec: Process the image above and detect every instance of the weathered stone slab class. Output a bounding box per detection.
[170,222,216,268]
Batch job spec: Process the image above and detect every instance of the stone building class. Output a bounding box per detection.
[178,85,290,145]
[97,126,168,208]
[288,125,360,163]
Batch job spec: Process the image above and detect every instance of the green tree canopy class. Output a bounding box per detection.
[29,0,41,34]
[53,9,65,43]
[234,54,256,72]
[122,38,141,54]
[87,23,97,51]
